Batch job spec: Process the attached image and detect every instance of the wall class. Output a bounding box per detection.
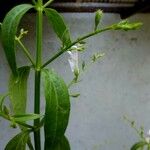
[0,13,150,150]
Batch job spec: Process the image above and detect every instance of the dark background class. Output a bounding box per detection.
[0,0,150,21]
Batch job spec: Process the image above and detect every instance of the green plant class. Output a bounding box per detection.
[0,0,142,149]
[124,116,150,150]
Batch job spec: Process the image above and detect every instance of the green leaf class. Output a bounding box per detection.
[13,114,41,122]
[42,69,70,149]
[5,131,29,150]
[1,4,33,76]
[9,66,30,115]
[48,136,70,150]
[44,8,71,47]
[131,141,147,150]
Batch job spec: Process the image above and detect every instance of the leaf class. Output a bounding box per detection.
[5,131,29,150]
[13,114,41,122]
[44,8,71,47]
[1,4,33,76]
[131,141,147,150]
[42,69,70,149]
[48,136,70,150]
[9,66,30,115]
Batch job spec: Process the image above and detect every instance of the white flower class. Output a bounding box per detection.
[67,50,79,75]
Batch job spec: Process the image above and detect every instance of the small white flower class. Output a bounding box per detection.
[67,50,79,75]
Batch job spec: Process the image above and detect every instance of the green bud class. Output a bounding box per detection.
[79,41,86,44]
[112,20,143,31]
[95,9,103,31]
[70,43,85,52]
[74,67,80,82]
[92,52,105,62]
[16,28,28,40]
[20,28,28,35]
[70,93,80,98]
[82,61,86,71]
[74,68,79,76]
[10,122,17,128]
[131,121,135,127]
[3,105,9,116]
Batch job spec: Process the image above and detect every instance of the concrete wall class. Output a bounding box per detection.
[0,13,150,150]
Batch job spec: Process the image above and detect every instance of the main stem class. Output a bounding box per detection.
[34,0,43,149]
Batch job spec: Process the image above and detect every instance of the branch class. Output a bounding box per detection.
[15,38,35,67]
[41,20,142,68]
[43,0,54,8]
[41,26,111,69]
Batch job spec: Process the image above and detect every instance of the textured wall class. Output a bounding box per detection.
[0,13,150,150]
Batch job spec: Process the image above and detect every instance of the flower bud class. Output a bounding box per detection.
[92,53,105,62]
[74,67,80,81]
[112,20,143,31]
[82,61,86,71]
[3,105,9,115]
[70,93,80,98]
[95,9,103,31]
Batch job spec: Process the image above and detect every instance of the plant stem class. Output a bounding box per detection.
[36,8,43,68]
[16,39,35,67]
[34,0,43,149]
[34,71,41,150]
[41,26,112,68]
[0,113,35,129]
[17,121,35,129]
[32,0,36,5]
[27,138,35,150]
[43,0,54,8]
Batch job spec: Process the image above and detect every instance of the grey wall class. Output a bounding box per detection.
[0,13,150,150]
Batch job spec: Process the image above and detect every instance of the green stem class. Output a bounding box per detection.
[36,8,43,68]
[16,121,35,129]
[16,39,35,67]
[34,71,41,150]
[148,144,150,150]
[32,0,36,5]
[124,116,145,140]
[67,58,100,88]
[43,0,54,8]
[0,114,35,129]
[27,138,35,150]
[34,0,43,149]
[41,26,112,69]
